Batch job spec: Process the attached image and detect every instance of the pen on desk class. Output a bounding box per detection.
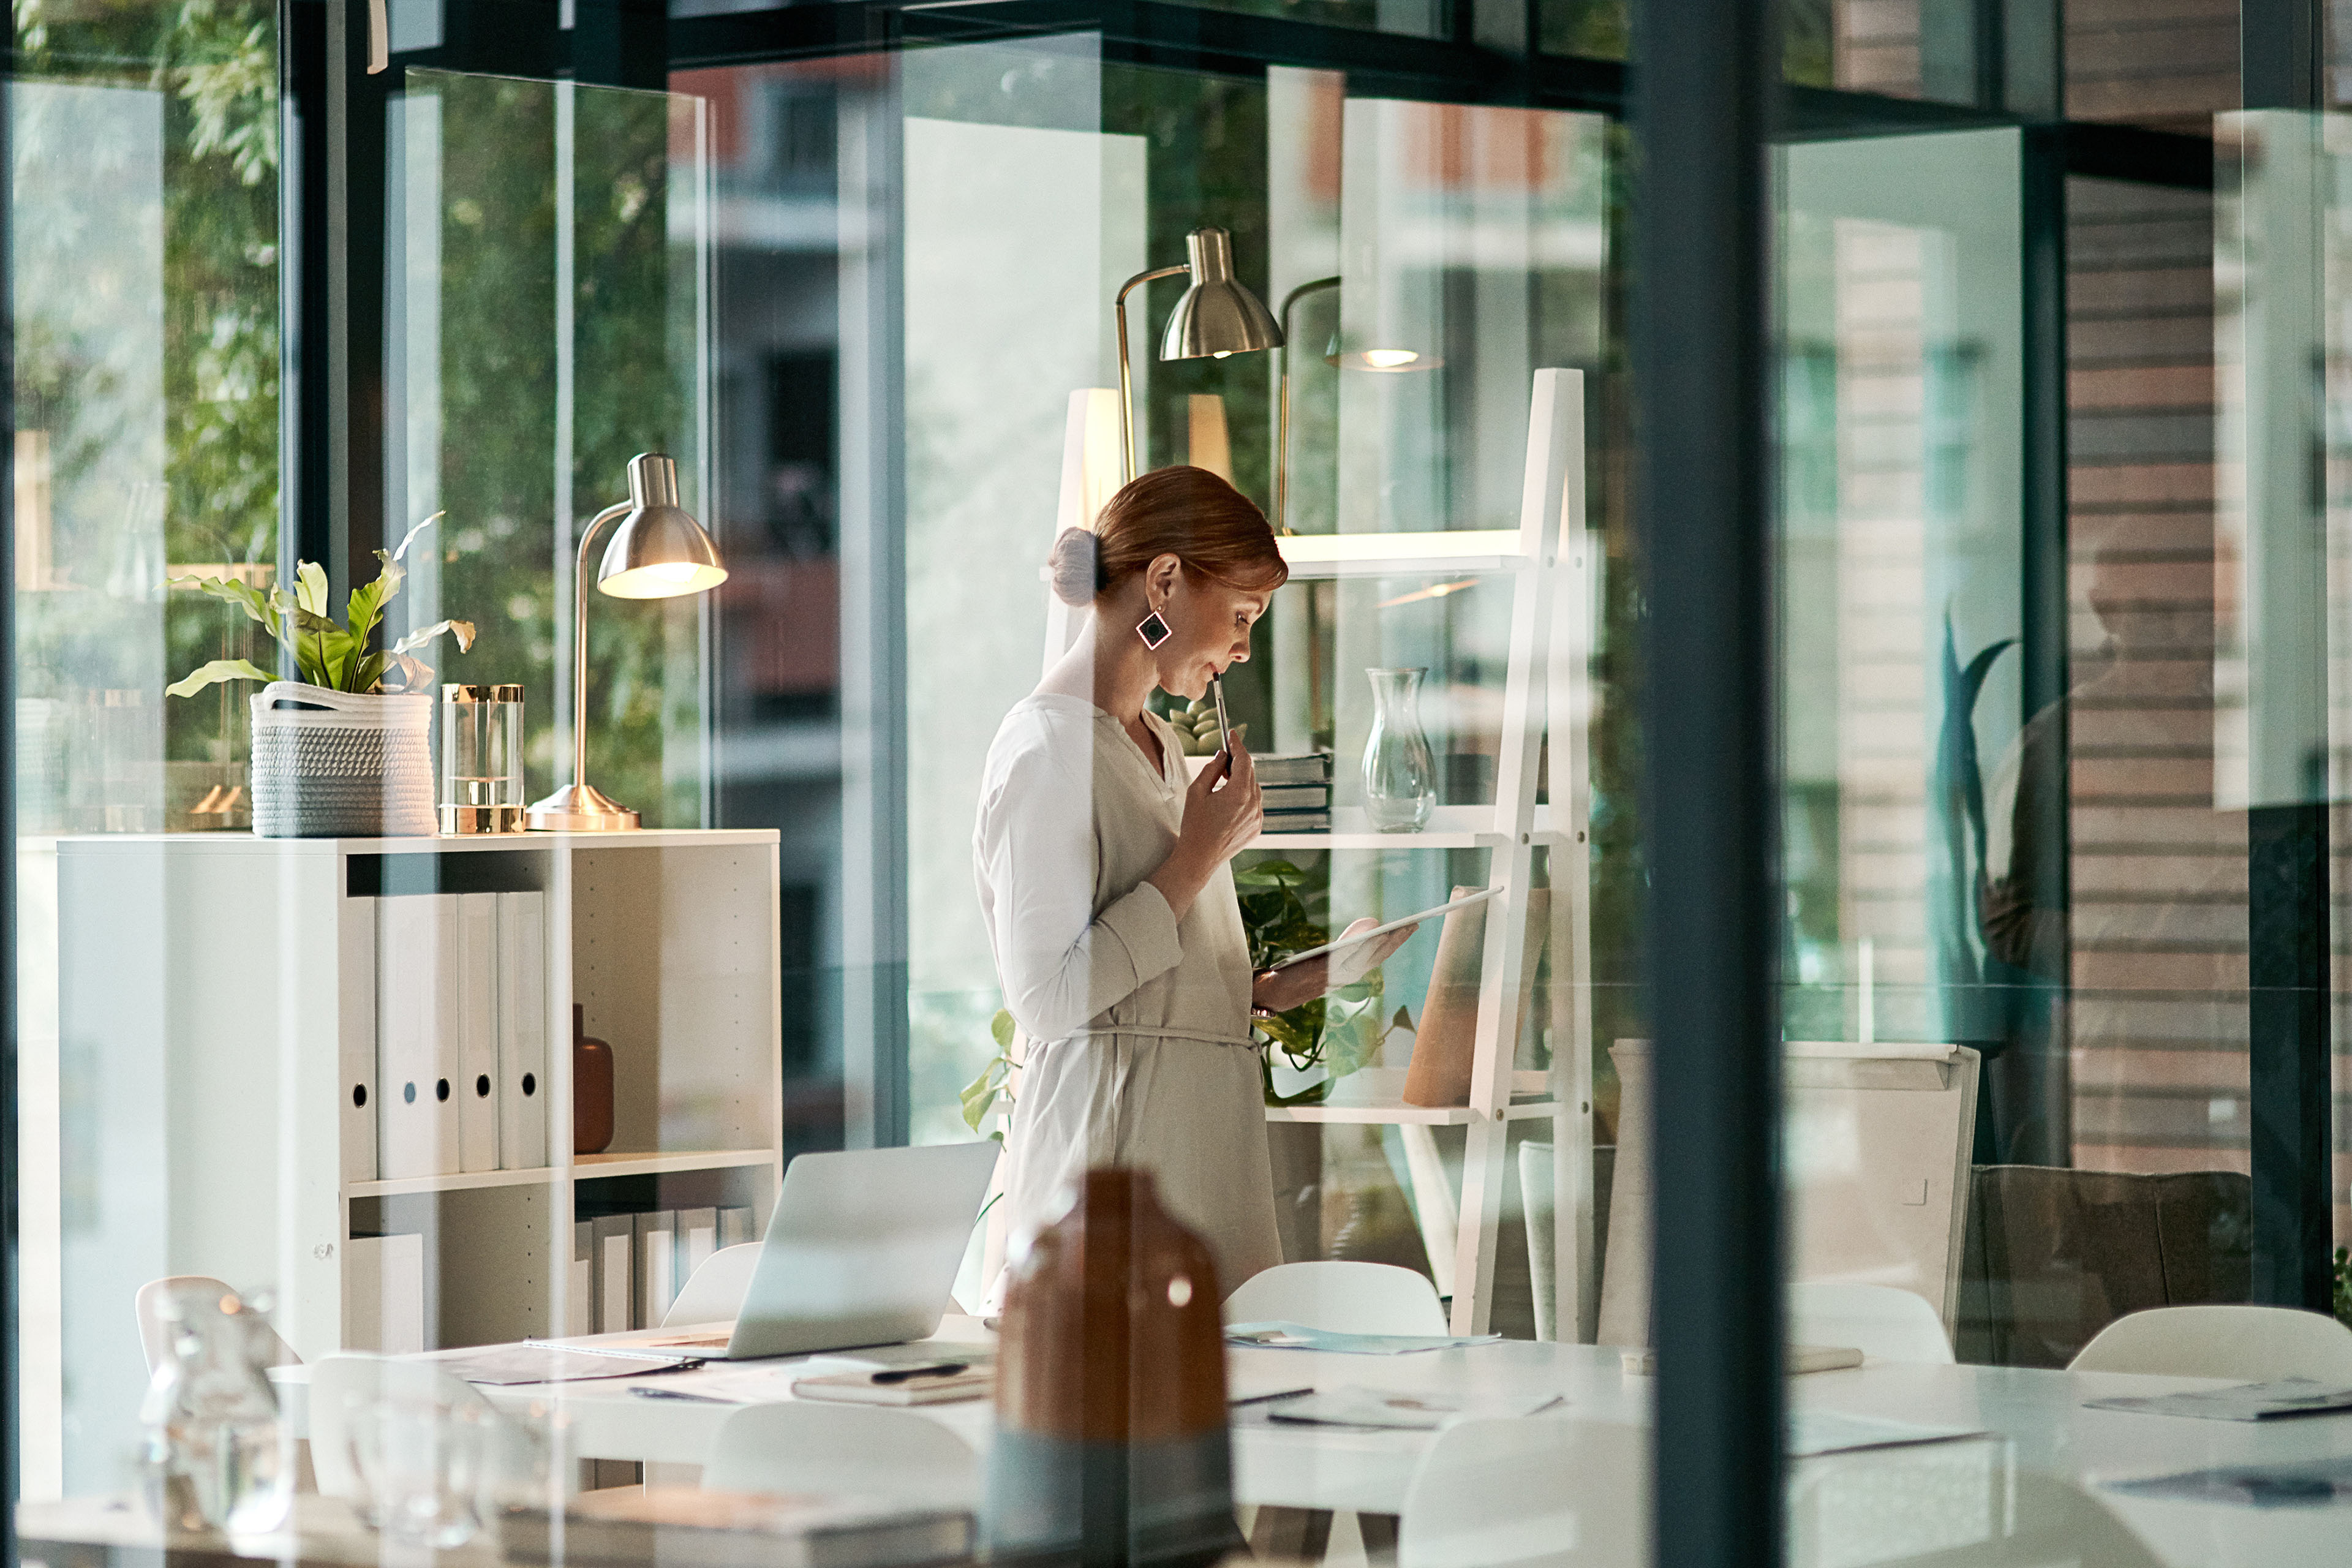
[1229,1386,1313,1408]
[630,1385,736,1404]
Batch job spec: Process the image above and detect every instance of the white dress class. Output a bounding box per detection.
[973,692,1281,1294]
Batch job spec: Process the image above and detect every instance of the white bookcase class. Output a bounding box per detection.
[53,828,783,1476]
[1046,369,1596,1337]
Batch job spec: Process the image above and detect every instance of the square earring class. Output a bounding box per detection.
[1136,611,1173,649]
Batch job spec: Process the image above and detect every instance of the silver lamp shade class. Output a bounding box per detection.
[597,453,729,599]
[1159,228,1284,361]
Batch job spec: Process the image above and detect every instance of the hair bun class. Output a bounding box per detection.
[1048,527,1106,606]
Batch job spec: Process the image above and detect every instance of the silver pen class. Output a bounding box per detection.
[1212,676,1231,755]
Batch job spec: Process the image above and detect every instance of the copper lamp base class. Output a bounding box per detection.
[524,782,641,832]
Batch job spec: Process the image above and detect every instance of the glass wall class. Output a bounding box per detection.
[10,0,2352,1562]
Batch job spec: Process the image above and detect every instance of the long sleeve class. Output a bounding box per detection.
[978,741,1185,1043]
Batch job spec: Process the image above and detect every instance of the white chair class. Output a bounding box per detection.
[307,1354,498,1500]
[1224,1261,1447,1336]
[1788,1281,1954,1365]
[663,1243,764,1328]
[136,1275,301,1376]
[1400,1417,1644,1568]
[702,1402,978,1509]
[2067,1304,2352,1381]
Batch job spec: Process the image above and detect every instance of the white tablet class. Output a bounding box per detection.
[1262,886,1501,973]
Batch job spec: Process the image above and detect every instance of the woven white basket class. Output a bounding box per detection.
[249,682,435,838]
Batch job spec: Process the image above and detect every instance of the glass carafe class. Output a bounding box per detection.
[140,1284,293,1534]
[1361,666,1436,832]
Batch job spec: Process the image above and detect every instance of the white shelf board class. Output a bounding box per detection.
[575,1149,777,1179]
[1276,530,1531,579]
[59,827,782,856]
[1264,1098,1560,1126]
[348,1147,774,1198]
[1251,805,1505,851]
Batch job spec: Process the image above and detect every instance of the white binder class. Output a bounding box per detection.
[339,897,379,1183]
[679,1205,718,1291]
[594,1214,635,1332]
[568,1221,595,1337]
[456,892,500,1174]
[377,895,461,1178]
[496,891,551,1170]
[635,1210,679,1327]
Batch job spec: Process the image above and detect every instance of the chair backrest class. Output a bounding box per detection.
[307,1354,497,1500]
[1224,1261,1447,1336]
[702,1401,979,1508]
[1600,1041,1981,1349]
[135,1275,301,1376]
[662,1243,765,1329]
[1400,1417,1644,1568]
[1959,1166,2252,1368]
[2067,1304,2352,1381]
[1788,1281,1954,1365]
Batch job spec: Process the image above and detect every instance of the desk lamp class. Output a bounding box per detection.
[1114,227,1284,481]
[1271,276,1440,534]
[526,452,727,832]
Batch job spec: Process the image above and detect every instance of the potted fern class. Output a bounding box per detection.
[168,516,475,838]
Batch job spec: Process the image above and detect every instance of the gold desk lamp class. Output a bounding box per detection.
[526,452,728,832]
[1113,227,1284,482]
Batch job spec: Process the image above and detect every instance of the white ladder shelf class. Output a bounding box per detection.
[1041,368,1595,1338]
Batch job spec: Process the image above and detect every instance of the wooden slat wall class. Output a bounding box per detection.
[2064,177,2255,1193]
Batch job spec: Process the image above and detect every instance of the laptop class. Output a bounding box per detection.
[539,1141,1001,1364]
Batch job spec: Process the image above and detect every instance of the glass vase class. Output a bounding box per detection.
[139,1284,293,1535]
[1361,666,1436,832]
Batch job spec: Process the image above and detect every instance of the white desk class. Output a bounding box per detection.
[451,1330,2352,1565]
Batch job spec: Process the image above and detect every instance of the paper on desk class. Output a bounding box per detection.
[1263,1387,1561,1430]
[1787,1410,1986,1457]
[1225,1321,1501,1355]
[2101,1454,2352,1508]
[2085,1378,2352,1422]
[440,1346,703,1385]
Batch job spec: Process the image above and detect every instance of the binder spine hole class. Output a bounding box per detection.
[521,1072,537,1097]
[403,1082,417,1104]
[476,1074,492,1098]
[436,1079,451,1101]
[353,1085,368,1108]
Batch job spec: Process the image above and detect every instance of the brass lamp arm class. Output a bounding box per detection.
[567,499,634,794]
[1114,263,1193,483]
[1273,276,1340,535]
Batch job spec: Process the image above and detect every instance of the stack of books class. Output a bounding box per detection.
[1256,752,1334,833]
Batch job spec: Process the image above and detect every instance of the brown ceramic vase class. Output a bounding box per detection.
[982,1167,1238,1567]
[572,1004,615,1155]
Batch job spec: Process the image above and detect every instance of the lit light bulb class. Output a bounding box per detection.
[1212,350,1232,360]
[651,562,701,582]
[1362,348,1420,369]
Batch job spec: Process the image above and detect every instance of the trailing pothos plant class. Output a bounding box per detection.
[1237,858,1412,1108]
[960,1008,1019,1141]
[165,513,477,698]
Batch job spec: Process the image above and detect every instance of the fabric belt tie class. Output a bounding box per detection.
[1060,1027,1258,1050]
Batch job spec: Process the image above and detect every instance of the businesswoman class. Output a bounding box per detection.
[974,466,1410,1292]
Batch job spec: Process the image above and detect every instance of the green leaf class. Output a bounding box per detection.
[391,618,477,657]
[295,559,329,618]
[165,658,278,699]
[391,510,445,562]
[990,1009,1016,1049]
[343,556,403,649]
[170,573,282,638]
[959,1057,1010,1134]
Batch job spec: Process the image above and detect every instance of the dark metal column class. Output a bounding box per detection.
[1632,0,1782,1564]
[2241,0,2332,1314]
[576,0,669,91]
[1,9,22,1531]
